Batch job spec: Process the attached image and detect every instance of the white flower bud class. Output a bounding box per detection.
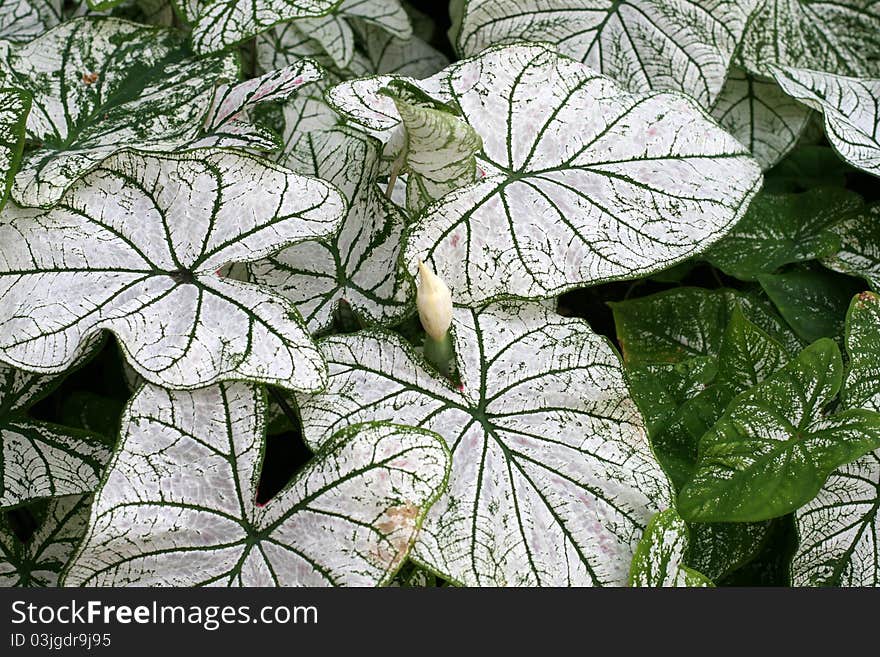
[416,260,452,341]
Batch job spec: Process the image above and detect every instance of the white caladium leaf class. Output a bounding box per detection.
[739,0,880,77]
[0,0,61,41]
[1,495,92,587]
[824,205,880,292]
[298,301,673,586]
[194,60,323,150]
[454,0,755,108]
[250,126,411,333]
[710,67,811,170]
[629,509,712,587]
[339,44,762,305]
[0,360,110,508]
[0,87,28,211]
[353,18,448,77]
[792,293,880,585]
[190,0,340,54]
[296,0,412,69]
[381,80,482,213]
[0,149,345,391]
[0,17,240,207]
[772,66,880,178]
[64,382,450,586]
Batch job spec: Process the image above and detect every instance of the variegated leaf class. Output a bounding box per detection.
[367,44,762,305]
[0,17,240,207]
[0,0,61,41]
[710,67,811,170]
[298,300,673,586]
[249,126,411,333]
[739,0,880,77]
[679,339,880,522]
[772,66,880,178]
[0,495,92,587]
[824,205,880,292]
[190,0,339,54]
[454,0,754,109]
[353,17,448,77]
[792,292,880,585]
[63,383,449,586]
[0,359,110,509]
[0,149,345,391]
[629,509,713,587]
[0,87,28,212]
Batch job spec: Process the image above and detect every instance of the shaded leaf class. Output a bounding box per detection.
[629,509,713,587]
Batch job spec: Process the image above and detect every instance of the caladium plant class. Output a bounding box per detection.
[1,0,880,590]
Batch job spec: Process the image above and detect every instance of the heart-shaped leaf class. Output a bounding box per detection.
[63,382,450,586]
[298,300,673,586]
[823,204,880,292]
[190,0,340,54]
[387,44,762,305]
[792,292,880,585]
[354,17,448,77]
[249,126,411,333]
[0,148,345,391]
[710,67,811,169]
[678,338,880,522]
[454,0,755,108]
[739,0,880,77]
[0,17,240,207]
[772,66,880,178]
[0,357,110,508]
[0,0,61,41]
[1,495,91,586]
[703,189,861,280]
[0,87,29,211]
[629,509,713,587]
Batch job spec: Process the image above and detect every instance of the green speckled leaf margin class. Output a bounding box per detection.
[0,87,28,212]
[63,383,450,586]
[629,509,713,587]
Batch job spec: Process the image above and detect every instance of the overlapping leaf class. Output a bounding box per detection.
[792,293,880,585]
[249,126,411,333]
[332,43,762,305]
[824,205,880,292]
[1,495,92,586]
[0,359,110,509]
[454,0,754,108]
[0,0,61,41]
[63,383,449,586]
[703,189,861,280]
[298,300,673,586]
[710,67,811,169]
[0,88,28,212]
[0,149,345,391]
[629,509,712,587]
[772,66,880,178]
[679,339,880,522]
[0,17,240,207]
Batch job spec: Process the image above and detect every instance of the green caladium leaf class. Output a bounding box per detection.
[629,509,713,587]
[791,293,880,585]
[190,0,340,54]
[0,149,345,391]
[330,44,762,306]
[678,338,880,522]
[739,0,880,77]
[758,268,863,343]
[703,189,861,281]
[0,0,61,41]
[453,0,755,108]
[764,145,854,193]
[0,88,28,212]
[194,60,323,150]
[298,300,673,586]
[63,383,449,586]
[1,495,91,586]
[772,66,880,179]
[823,205,880,292]
[710,67,811,170]
[0,17,240,207]
[0,358,110,508]
[249,126,411,333]
[380,80,482,213]
[687,521,772,582]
